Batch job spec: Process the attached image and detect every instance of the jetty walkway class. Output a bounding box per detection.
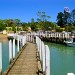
[4,42,38,75]
[0,33,50,75]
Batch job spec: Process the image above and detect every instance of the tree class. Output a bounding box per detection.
[64,10,71,24]
[12,24,16,32]
[31,18,34,23]
[37,18,41,22]
[37,11,50,22]
[71,9,75,26]
[0,19,6,31]
[21,22,28,31]
[30,22,37,31]
[5,19,13,27]
[57,12,64,27]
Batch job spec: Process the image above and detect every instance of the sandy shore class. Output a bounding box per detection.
[0,34,8,41]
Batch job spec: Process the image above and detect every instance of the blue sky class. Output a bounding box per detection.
[0,0,75,22]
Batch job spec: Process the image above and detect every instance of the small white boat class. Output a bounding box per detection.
[64,38,75,47]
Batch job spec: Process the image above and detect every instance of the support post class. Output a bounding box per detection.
[39,39,42,60]
[13,39,15,59]
[17,37,19,52]
[45,45,50,75]
[36,36,37,44]
[22,36,24,46]
[42,42,45,72]
[20,36,22,47]
[29,35,30,42]
[0,43,2,74]
[31,34,33,42]
[24,36,26,44]
[9,40,12,63]
[37,37,40,52]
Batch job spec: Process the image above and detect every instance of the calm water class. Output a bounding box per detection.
[45,42,75,75]
[0,40,18,72]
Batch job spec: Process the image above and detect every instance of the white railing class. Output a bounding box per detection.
[36,36,50,75]
[0,34,27,74]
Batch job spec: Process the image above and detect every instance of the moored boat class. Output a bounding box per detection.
[64,38,75,47]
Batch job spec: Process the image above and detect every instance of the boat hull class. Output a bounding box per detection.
[66,43,75,47]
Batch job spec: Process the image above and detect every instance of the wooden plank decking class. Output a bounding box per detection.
[6,42,38,75]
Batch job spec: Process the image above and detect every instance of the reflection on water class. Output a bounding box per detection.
[45,42,75,75]
[2,41,9,72]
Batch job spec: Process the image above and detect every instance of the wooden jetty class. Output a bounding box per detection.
[0,32,74,75]
[0,33,50,75]
[3,42,38,75]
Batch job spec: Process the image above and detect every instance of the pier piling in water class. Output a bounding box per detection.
[45,45,50,75]
[13,39,15,59]
[0,43,2,75]
[9,40,13,63]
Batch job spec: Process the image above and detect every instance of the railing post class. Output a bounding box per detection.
[45,45,50,75]
[17,37,20,52]
[23,36,26,45]
[42,42,45,72]
[25,36,26,44]
[0,43,2,75]
[9,40,13,63]
[39,39,42,60]
[40,39,42,61]
[26,34,28,42]
[22,36,25,46]
[38,37,40,52]
[31,33,32,42]
[13,39,15,59]
[29,35,30,42]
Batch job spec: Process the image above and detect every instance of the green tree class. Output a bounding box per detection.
[22,22,28,31]
[5,19,13,27]
[64,10,71,24]
[31,18,34,23]
[30,22,37,31]
[12,24,16,32]
[71,9,75,26]
[0,19,6,31]
[37,11,50,22]
[57,12,64,27]
[37,18,41,22]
